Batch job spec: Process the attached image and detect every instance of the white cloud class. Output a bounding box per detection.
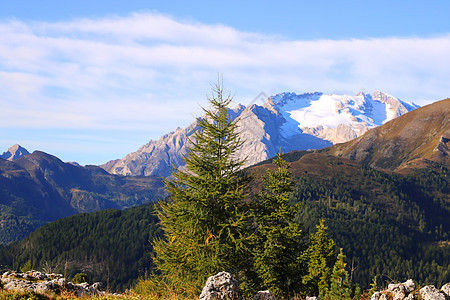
[1,12,450,162]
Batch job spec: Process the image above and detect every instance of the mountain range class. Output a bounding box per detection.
[0,98,447,291]
[0,150,165,243]
[101,90,419,177]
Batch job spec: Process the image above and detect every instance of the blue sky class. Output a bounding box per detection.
[1,1,450,165]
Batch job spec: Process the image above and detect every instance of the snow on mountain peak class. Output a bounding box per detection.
[102,90,419,177]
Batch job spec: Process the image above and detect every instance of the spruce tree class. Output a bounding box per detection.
[252,152,305,298]
[153,81,252,291]
[324,248,352,300]
[302,219,336,297]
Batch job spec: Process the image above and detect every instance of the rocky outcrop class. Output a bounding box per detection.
[200,272,243,300]
[1,270,104,297]
[370,279,450,300]
[435,136,450,157]
[419,285,447,300]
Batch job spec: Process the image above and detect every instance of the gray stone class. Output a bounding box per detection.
[254,290,277,300]
[306,297,319,300]
[371,292,389,300]
[92,282,103,291]
[370,291,382,300]
[199,272,243,300]
[404,279,416,293]
[388,279,416,300]
[0,270,106,297]
[441,283,450,298]
[420,285,446,300]
[388,283,407,300]
[405,293,415,300]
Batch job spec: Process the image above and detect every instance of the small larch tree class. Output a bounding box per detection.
[153,81,252,291]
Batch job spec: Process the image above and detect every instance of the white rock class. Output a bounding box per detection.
[419,285,446,300]
[199,271,243,300]
[254,290,277,300]
[441,283,450,298]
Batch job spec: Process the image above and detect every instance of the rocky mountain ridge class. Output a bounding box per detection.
[0,144,29,161]
[102,90,418,177]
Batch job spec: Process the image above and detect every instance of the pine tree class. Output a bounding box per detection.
[302,219,336,297]
[324,248,352,300]
[153,81,252,291]
[252,152,305,298]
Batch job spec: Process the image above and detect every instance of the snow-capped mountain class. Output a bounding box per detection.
[101,91,419,177]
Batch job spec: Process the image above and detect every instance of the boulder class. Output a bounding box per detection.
[371,292,389,300]
[441,283,450,298]
[419,285,446,300]
[388,279,416,300]
[199,272,243,300]
[254,290,277,300]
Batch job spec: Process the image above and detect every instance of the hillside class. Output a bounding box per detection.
[327,98,450,171]
[0,150,165,243]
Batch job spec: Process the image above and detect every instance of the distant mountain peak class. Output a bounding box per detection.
[1,144,30,161]
[102,90,420,177]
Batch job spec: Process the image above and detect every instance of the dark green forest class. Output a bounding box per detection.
[0,204,162,291]
[0,158,448,292]
[292,161,449,288]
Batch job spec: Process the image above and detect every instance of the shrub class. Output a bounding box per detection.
[72,273,89,284]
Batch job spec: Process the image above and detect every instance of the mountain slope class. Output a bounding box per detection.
[103,91,418,177]
[0,151,165,243]
[327,98,450,171]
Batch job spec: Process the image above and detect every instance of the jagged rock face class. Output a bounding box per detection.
[0,144,29,161]
[102,91,418,177]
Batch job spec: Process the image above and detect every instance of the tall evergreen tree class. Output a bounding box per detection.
[153,81,252,291]
[252,152,306,298]
[302,219,336,298]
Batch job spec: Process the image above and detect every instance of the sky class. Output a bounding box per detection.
[1,0,450,165]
